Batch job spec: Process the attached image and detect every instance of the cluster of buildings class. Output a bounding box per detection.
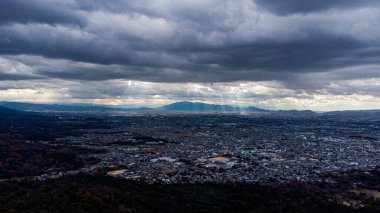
[56,114,380,184]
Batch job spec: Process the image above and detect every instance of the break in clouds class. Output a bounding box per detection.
[1,0,380,110]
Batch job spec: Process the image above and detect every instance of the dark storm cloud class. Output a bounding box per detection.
[0,72,39,81]
[191,38,368,73]
[0,0,380,90]
[2,25,378,84]
[254,0,380,15]
[0,0,84,26]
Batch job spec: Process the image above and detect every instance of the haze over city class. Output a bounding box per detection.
[1,0,380,110]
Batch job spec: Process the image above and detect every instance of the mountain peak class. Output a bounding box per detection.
[162,101,267,112]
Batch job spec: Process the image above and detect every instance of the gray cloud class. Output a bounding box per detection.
[0,0,84,26]
[0,0,380,109]
[0,1,379,83]
[254,0,380,15]
[0,72,39,81]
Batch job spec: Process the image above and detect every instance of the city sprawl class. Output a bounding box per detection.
[49,113,380,184]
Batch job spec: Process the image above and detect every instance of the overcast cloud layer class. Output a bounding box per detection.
[1,0,380,110]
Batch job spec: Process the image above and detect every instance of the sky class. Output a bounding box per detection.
[1,0,380,110]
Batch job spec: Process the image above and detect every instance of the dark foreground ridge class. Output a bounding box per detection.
[1,170,380,213]
[0,105,26,115]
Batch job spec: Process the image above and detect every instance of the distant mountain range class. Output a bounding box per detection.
[0,101,268,113]
[2,101,380,118]
[0,101,319,115]
[0,102,116,112]
[319,109,380,120]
